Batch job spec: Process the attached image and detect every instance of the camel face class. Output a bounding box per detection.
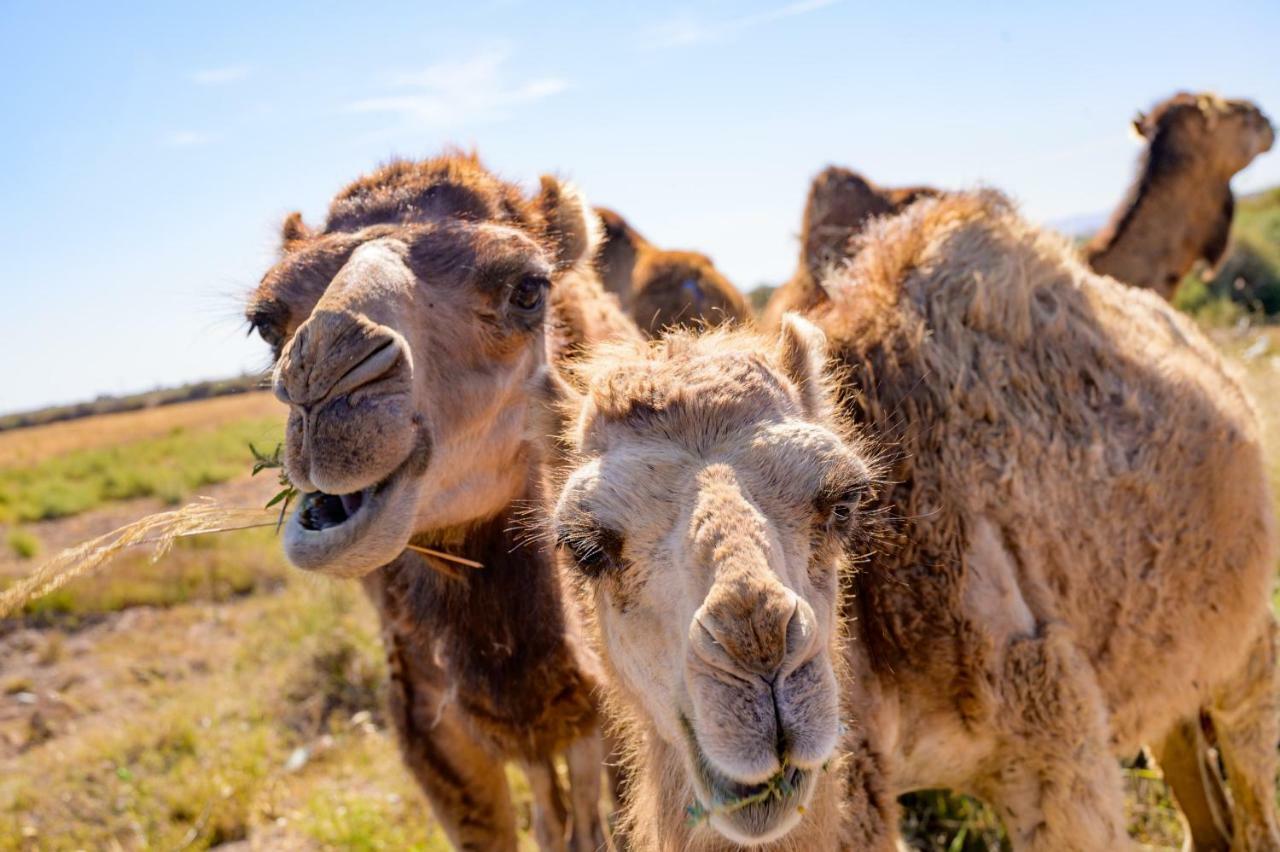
[551,320,866,844]
[246,155,603,577]
[260,221,554,575]
[629,250,749,336]
[1138,94,1274,175]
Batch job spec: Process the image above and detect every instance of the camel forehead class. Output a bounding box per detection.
[582,352,797,451]
[324,156,526,232]
[576,419,857,525]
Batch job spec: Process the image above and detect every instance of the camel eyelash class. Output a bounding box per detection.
[555,525,625,577]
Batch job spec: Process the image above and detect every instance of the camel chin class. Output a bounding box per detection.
[282,460,423,578]
[684,728,818,846]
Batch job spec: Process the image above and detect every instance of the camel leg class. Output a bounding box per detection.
[382,640,517,851]
[1155,715,1232,852]
[384,662,517,849]
[980,625,1132,851]
[526,758,571,852]
[1208,619,1280,852]
[565,732,609,851]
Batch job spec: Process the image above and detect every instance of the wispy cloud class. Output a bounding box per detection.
[647,0,840,48]
[191,65,251,85]
[348,46,567,129]
[160,130,212,147]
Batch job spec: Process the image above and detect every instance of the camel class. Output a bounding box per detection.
[760,166,938,330]
[595,207,749,335]
[539,191,1279,850]
[244,152,640,851]
[595,207,648,308]
[1086,92,1274,300]
[629,249,749,337]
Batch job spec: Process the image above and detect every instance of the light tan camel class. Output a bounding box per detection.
[1086,92,1273,299]
[541,191,1278,850]
[246,152,640,851]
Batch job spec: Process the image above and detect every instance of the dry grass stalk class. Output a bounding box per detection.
[0,501,491,616]
[0,499,277,617]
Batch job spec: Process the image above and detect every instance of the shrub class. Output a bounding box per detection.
[7,528,39,560]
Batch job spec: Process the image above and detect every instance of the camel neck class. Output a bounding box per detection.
[366,481,577,725]
[1087,138,1230,295]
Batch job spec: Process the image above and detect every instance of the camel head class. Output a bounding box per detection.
[799,166,937,279]
[630,249,748,337]
[545,317,872,845]
[245,153,600,577]
[1133,92,1274,176]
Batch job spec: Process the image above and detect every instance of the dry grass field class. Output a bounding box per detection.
[2,330,1279,850]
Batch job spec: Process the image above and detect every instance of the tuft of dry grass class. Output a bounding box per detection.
[0,501,279,618]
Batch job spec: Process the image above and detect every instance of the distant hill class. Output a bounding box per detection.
[0,374,268,432]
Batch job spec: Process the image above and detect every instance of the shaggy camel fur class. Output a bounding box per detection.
[542,191,1278,850]
[246,152,639,851]
[595,207,748,334]
[760,166,937,330]
[1087,92,1274,299]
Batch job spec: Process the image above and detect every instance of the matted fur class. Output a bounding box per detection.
[1086,92,1274,299]
[548,190,1279,850]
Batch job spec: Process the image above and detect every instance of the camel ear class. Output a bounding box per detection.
[535,176,602,270]
[776,313,831,419]
[1130,112,1149,141]
[530,365,585,473]
[281,211,312,253]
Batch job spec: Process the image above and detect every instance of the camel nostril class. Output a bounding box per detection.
[327,336,405,402]
[278,315,410,410]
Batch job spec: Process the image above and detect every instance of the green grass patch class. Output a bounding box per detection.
[0,417,283,523]
[6,527,39,560]
[1176,186,1280,321]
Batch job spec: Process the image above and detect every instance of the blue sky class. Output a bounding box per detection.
[1,1,1277,414]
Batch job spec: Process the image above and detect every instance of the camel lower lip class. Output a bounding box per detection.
[280,454,424,578]
[681,718,814,843]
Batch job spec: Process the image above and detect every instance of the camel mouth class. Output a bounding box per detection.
[297,489,369,532]
[682,717,814,845]
[282,459,420,577]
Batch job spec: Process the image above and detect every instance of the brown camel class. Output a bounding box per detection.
[245,152,639,851]
[540,191,1278,850]
[1086,92,1274,299]
[595,207,748,335]
[630,249,749,337]
[760,166,938,330]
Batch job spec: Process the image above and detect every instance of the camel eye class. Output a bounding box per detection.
[252,320,282,349]
[247,301,289,360]
[819,481,868,533]
[510,274,549,314]
[556,526,624,578]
